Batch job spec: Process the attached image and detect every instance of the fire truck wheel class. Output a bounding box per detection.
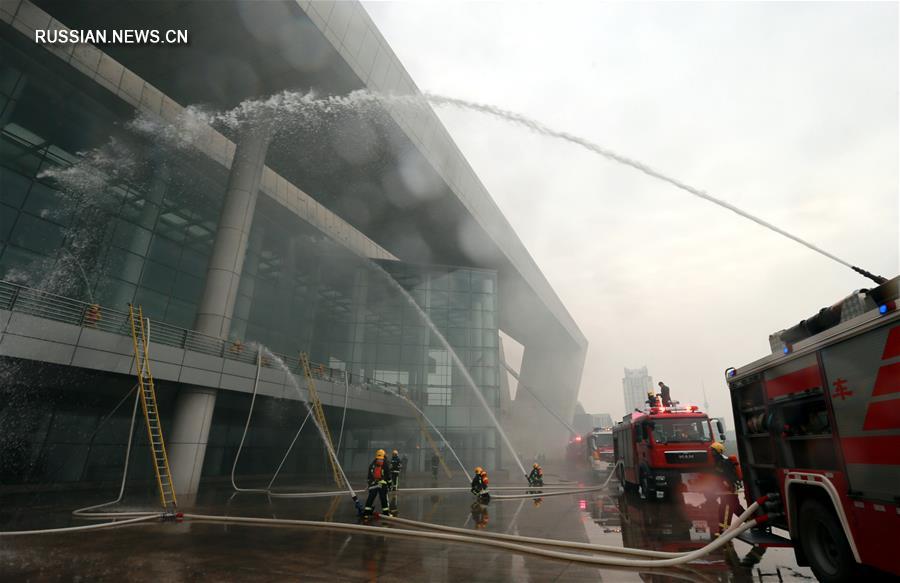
[798,498,857,583]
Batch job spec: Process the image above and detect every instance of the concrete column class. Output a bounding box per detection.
[194,123,272,338]
[228,227,264,342]
[168,122,272,498]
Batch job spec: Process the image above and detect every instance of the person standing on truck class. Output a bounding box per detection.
[658,381,673,407]
[646,390,660,408]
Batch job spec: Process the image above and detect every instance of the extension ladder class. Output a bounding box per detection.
[128,305,177,511]
[299,352,345,489]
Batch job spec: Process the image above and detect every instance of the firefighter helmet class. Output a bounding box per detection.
[533,463,540,469]
[474,466,483,475]
[392,449,399,455]
[375,449,386,459]
[710,442,725,454]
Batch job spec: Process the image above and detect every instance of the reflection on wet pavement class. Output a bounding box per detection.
[1,474,814,581]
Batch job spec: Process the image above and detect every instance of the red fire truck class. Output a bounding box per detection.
[726,276,900,581]
[613,404,725,500]
[587,427,616,480]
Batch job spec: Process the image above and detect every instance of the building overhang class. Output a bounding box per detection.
[30,0,587,356]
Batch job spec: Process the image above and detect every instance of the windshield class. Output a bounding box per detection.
[591,433,614,448]
[650,419,712,444]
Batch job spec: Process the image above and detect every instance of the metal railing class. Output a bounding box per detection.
[0,279,413,398]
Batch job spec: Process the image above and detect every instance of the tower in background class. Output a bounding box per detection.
[622,366,654,415]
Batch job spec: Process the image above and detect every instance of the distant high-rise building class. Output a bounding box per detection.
[623,367,654,416]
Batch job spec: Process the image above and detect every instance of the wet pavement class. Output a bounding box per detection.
[1,472,814,582]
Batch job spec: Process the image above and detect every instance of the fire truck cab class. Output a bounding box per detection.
[726,276,900,582]
[613,405,721,500]
[587,427,615,479]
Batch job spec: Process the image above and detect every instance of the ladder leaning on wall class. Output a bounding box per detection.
[128,304,177,512]
[299,352,345,489]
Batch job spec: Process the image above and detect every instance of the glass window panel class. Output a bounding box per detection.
[483,332,498,347]
[9,213,63,253]
[427,309,448,328]
[446,328,467,348]
[94,277,135,307]
[481,310,496,329]
[449,291,469,310]
[471,272,495,293]
[133,286,168,319]
[0,203,18,241]
[105,247,143,284]
[0,140,41,177]
[165,297,195,328]
[0,66,22,95]
[148,235,181,267]
[401,344,423,365]
[112,219,151,256]
[140,260,176,294]
[22,181,67,224]
[473,293,494,311]
[430,272,449,290]
[429,290,448,308]
[179,248,208,275]
[0,244,40,278]
[448,309,469,328]
[449,269,470,291]
[0,167,31,208]
[173,271,203,302]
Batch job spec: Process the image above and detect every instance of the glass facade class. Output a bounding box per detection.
[0,37,228,328]
[0,36,504,480]
[235,195,502,467]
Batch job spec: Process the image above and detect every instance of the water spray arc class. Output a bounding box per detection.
[364,261,528,478]
[421,94,887,285]
[381,384,471,482]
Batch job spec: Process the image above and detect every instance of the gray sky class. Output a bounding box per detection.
[363,1,899,428]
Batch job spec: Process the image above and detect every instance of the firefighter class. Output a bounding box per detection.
[389,449,402,490]
[471,466,490,498]
[658,381,673,407]
[430,452,440,479]
[528,463,544,487]
[710,441,746,521]
[646,390,660,408]
[710,442,742,489]
[364,449,392,517]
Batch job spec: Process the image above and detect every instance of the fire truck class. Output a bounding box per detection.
[613,404,726,500]
[726,276,900,581]
[587,427,616,479]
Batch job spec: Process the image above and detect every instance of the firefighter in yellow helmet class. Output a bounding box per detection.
[471,466,488,496]
[364,449,391,517]
[710,442,742,489]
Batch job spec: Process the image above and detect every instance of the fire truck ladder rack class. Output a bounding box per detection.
[127,304,177,512]
[299,352,345,490]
